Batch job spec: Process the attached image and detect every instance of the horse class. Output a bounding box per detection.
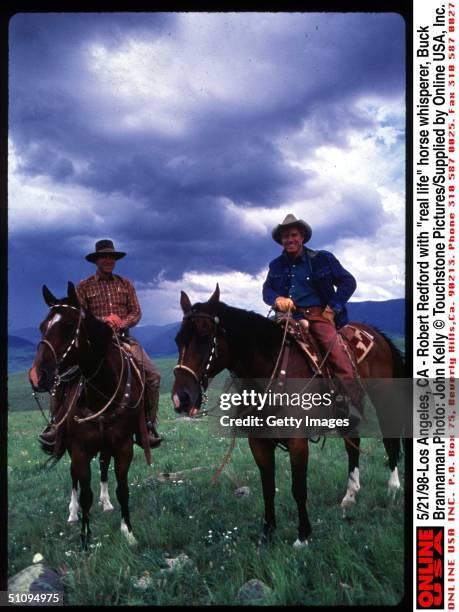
[171,286,405,548]
[28,282,150,549]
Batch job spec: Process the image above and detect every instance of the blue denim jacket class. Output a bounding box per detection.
[262,248,357,328]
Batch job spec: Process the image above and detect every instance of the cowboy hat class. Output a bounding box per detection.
[271,214,312,244]
[85,239,126,263]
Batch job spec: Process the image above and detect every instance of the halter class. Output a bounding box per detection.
[37,304,85,385]
[173,312,221,400]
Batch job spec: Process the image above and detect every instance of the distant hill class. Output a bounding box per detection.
[9,298,404,372]
[132,322,181,356]
[8,327,40,344]
[9,335,36,349]
[347,298,404,335]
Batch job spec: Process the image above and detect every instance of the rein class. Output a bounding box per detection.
[73,332,126,423]
[33,304,85,427]
[35,304,142,427]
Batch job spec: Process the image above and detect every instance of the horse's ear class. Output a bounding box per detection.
[42,285,57,307]
[180,291,192,314]
[207,284,220,311]
[67,281,80,307]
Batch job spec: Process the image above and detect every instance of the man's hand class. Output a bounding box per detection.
[275,296,295,312]
[104,314,123,329]
[322,305,335,323]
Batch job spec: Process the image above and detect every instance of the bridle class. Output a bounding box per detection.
[173,311,222,402]
[34,303,141,427]
[37,304,86,385]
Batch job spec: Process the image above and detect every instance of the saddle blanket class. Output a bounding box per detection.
[276,317,375,373]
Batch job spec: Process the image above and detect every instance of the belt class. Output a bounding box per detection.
[296,306,324,316]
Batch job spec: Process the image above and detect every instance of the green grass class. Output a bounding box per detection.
[8,383,405,605]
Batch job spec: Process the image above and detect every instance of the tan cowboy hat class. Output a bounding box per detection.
[85,239,126,263]
[271,213,312,244]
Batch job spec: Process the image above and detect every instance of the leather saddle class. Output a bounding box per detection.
[274,316,375,376]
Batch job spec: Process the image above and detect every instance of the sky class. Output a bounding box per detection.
[8,11,406,329]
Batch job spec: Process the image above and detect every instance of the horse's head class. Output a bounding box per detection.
[28,282,85,392]
[172,284,229,417]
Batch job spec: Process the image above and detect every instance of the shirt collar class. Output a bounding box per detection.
[95,270,114,281]
[282,250,307,264]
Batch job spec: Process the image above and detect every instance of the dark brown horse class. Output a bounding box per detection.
[28,282,148,549]
[171,286,405,547]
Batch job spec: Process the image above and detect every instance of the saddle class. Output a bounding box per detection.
[275,316,375,377]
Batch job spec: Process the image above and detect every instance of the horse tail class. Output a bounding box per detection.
[372,327,407,451]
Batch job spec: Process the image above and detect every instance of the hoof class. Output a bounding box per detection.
[99,501,114,512]
[68,514,79,524]
[340,493,357,509]
[293,538,308,549]
[121,521,137,546]
[388,468,401,499]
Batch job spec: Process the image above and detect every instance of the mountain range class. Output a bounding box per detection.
[8,298,404,372]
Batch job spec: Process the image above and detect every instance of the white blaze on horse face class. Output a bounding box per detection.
[173,393,180,408]
[388,467,401,497]
[68,488,79,523]
[46,313,62,332]
[341,467,361,510]
[99,482,114,512]
[120,519,137,546]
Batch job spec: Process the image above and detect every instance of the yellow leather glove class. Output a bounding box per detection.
[275,296,295,312]
[322,305,335,322]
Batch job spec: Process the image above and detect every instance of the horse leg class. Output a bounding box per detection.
[68,464,80,523]
[98,451,114,512]
[248,438,276,544]
[288,438,311,548]
[114,440,137,546]
[71,448,93,551]
[383,438,401,498]
[341,437,361,513]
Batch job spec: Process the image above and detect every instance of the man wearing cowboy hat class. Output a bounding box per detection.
[39,239,162,449]
[263,214,361,427]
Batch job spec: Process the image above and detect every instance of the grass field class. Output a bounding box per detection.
[8,360,406,606]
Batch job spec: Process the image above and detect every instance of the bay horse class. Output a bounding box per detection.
[28,282,150,549]
[171,286,405,547]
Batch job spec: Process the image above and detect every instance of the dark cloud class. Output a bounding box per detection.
[8,12,405,328]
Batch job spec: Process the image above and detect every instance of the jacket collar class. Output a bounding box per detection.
[281,247,318,263]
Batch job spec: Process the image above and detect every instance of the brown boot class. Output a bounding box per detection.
[146,421,162,448]
[137,384,162,449]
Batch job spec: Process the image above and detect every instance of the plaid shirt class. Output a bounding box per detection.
[76,272,141,329]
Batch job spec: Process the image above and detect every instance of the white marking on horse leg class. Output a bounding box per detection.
[388,467,400,497]
[293,538,309,549]
[121,519,137,546]
[68,488,79,523]
[341,467,361,510]
[99,481,114,512]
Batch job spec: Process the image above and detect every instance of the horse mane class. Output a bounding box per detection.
[215,302,283,355]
